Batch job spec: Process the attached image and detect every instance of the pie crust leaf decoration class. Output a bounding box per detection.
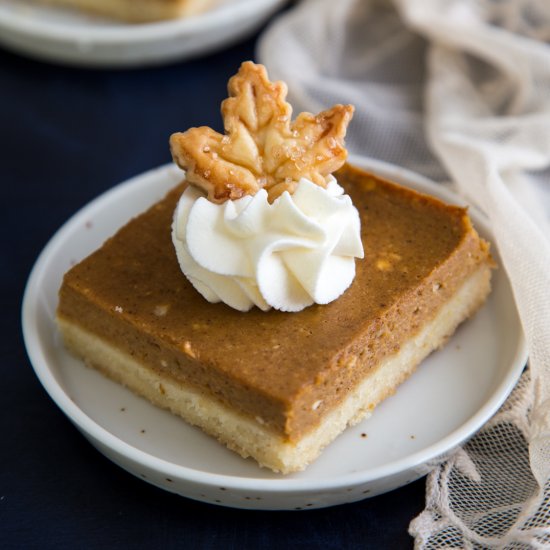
[170,61,354,203]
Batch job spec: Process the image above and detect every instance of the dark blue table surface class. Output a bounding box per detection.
[1,23,425,549]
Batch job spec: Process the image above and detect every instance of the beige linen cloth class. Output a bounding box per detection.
[259,0,550,547]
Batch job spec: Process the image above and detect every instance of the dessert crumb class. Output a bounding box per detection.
[153,304,169,317]
[183,341,196,358]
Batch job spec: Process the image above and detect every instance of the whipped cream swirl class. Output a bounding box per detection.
[172,176,364,312]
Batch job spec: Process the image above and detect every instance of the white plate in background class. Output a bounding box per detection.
[22,158,527,510]
[0,0,286,67]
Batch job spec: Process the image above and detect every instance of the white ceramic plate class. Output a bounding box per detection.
[0,0,286,67]
[22,157,527,510]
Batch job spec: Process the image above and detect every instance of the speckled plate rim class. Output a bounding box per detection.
[21,157,527,503]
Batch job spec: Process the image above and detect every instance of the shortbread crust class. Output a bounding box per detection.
[57,163,493,472]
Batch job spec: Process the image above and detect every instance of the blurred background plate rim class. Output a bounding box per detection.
[0,0,287,65]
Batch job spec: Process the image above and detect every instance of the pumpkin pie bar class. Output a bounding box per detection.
[36,0,212,22]
[56,162,493,473]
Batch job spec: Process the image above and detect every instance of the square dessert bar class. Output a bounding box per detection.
[37,0,212,22]
[57,163,493,473]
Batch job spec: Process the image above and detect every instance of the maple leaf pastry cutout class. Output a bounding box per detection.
[169,61,354,203]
